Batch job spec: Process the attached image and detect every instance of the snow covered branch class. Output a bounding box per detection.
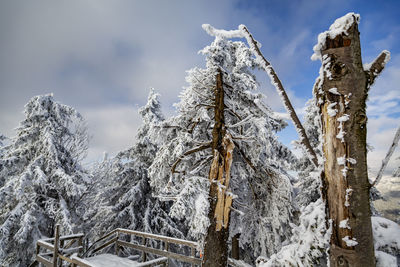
[171,142,212,174]
[202,24,245,38]
[365,50,390,88]
[239,25,319,167]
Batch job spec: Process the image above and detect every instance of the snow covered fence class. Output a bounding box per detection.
[33,224,85,266]
[33,225,247,266]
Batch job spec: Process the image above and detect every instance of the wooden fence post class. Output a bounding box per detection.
[141,237,147,262]
[53,224,60,267]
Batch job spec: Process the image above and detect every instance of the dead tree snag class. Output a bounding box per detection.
[314,13,390,267]
[202,70,235,266]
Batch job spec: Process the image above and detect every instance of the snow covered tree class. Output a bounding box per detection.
[0,134,7,179]
[87,89,184,244]
[149,26,296,265]
[256,81,331,267]
[293,97,324,208]
[0,134,6,147]
[393,162,400,177]
[0,94,90,266]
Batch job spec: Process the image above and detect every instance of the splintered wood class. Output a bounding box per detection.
[210,133,235,231]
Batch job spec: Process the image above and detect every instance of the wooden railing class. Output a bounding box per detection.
[33,225,244,267]
[84,228,202,266]
[33,224,85,267]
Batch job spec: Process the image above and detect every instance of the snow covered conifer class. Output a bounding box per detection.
[88,89,184,243]
[149,28,296,264]
[0,134,6,147]
[293,96,323,208]
[0,134,7,181]
[0,94,90,266]
[393,162,400,177]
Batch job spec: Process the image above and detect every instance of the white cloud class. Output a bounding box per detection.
[1,1,399,168]
[82,104,141,163]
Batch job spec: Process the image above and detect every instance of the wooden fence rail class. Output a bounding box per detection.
[32,225,243,267]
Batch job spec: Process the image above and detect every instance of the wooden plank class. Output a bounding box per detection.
[117,229,199,248]
[91,237,118,254]
[39,252,54,257]
[116,232,120,256]
[36,255,52,267]
[53,224,60,267]
[141,237,147,262]
[57,254,75,264]
[37,240,54,251]
[63,239,76,250]
[78,236,84,256]
[191,247,195,267]
[93,229,117,244]
[82,229,117,257]
[60,246,84,255]
[135,257,168,267]
[116,240,202,265]
[59,233,85,241]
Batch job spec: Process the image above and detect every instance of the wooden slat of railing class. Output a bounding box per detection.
[82,229,117,257]
[60,246,84,255]
[63,238,76,250]
[91,237,118,254]
[117,228,198,248]
[135,256,168,267]
[59,233,85,241]
[37,240,54,251]
[116,240,202,265]
[36,255,52,267]
[94,229,117,244]
[58,254,75,264]
[53,224,60,267]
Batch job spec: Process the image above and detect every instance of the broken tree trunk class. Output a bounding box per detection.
[202,70,235,267]
[316,14,389,267]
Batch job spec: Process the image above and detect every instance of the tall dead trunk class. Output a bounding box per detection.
[317,15,389,267]
[202,70,234,266]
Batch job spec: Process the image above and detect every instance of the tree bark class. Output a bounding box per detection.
[317,16,388,267]
[202,70,232,267]
[231,233,240,260]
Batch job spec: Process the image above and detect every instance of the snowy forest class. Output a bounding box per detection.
[1,12,400,267]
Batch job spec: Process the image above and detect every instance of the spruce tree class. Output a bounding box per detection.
[0,94,90,266]
[88,89,184,244]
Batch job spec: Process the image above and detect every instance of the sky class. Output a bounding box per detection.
[0,0,399,180]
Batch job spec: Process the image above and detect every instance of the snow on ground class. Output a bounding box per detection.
[372,216,400,253]
[375,250,397,267]
[84,254,139,267]
[374,175,400,224]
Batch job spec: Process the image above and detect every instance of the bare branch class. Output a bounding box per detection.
[365,50,390,87]
[232,140,256,171]
[240,25,319,168]
[171,142,212,173]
